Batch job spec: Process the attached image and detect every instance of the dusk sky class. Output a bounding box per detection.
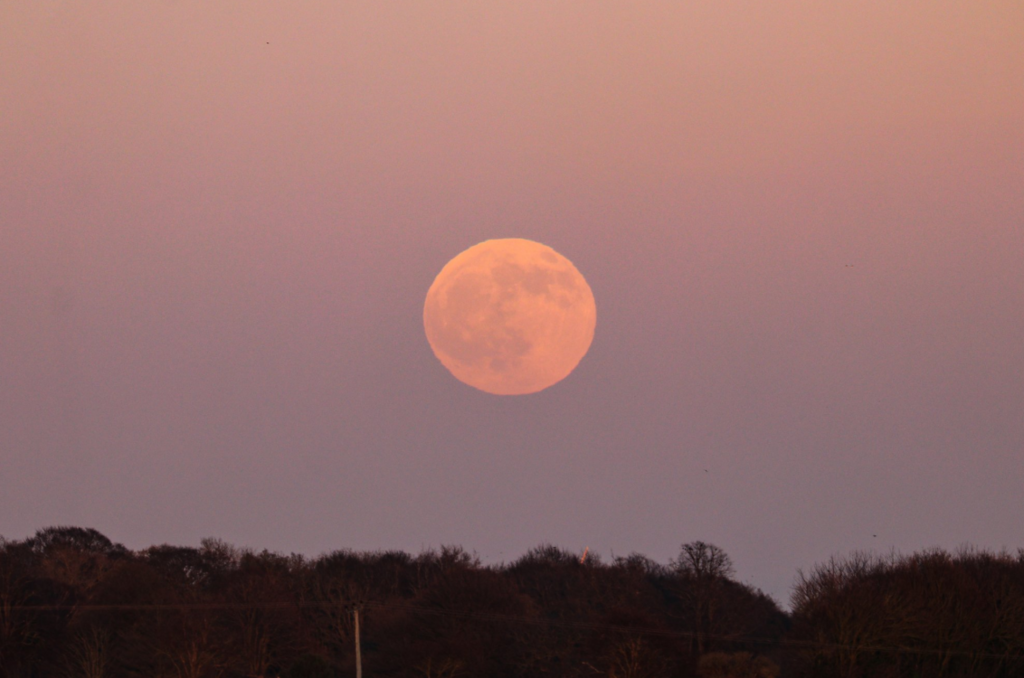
[2,2,1022,603]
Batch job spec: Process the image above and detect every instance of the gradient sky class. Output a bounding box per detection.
[2,1,1022,603]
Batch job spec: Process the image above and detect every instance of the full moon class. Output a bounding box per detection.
[424,238,597,395]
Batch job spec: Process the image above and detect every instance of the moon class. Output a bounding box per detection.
[424,238,596,395]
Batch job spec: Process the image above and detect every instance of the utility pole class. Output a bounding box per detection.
[354,607,362,678]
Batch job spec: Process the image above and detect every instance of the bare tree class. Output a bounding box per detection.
[62,627,111,678]
[606,637,668,678]
[672,542,735,656]
[791,552,885,678]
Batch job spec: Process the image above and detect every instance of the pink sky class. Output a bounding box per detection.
[2,1,1022,601]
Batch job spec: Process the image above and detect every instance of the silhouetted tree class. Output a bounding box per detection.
[0,528,798,678]
[672,542,735,658]
[791,548,1024,678]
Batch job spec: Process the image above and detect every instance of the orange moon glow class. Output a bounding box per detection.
[424,239,597,395]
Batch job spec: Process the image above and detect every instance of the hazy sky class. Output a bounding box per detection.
[2,1,1022,603]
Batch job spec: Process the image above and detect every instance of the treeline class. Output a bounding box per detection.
[1,528,1022,678]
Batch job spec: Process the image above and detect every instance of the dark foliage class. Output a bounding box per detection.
[2,528,1021,677]
[789,548,1024,678]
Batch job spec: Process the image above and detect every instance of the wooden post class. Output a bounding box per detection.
[354,607,362,678]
